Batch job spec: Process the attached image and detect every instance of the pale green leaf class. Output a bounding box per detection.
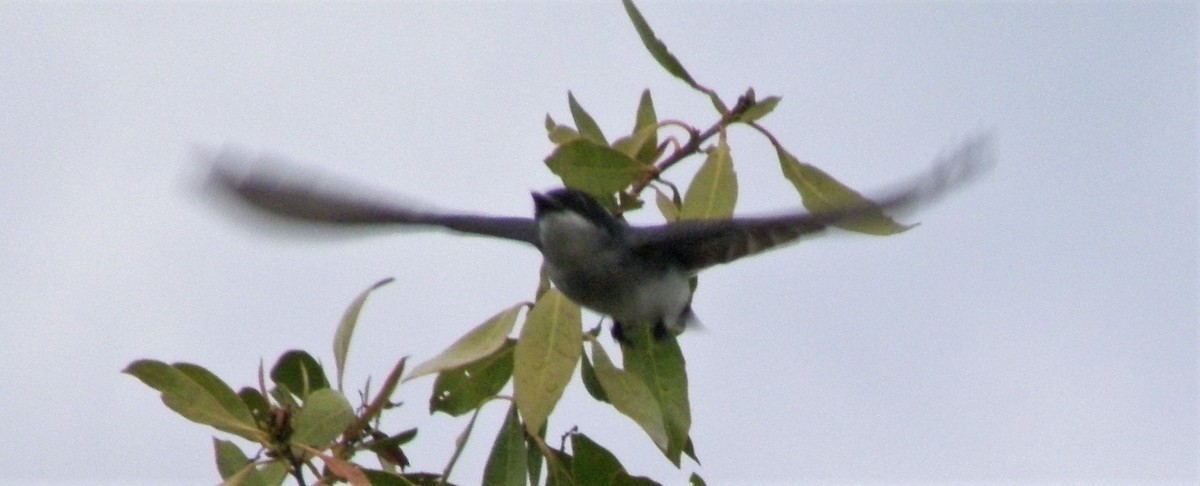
[406,304,523,382]
[214,438,261,485]
[482,404,528,486]
[334,277,393,391]
[568,91,608,145]
[174,363,256,429]
[777,148,912,235]
[513,289,582,435]
[620,327,691,466]
[124,360,264,442]
[429,340,515,416]
[680,134,737,220]
[653,186,680,222]
[737,95,781,123]
[544,139,647,197]
[590,341,669,451]
[633,89,659,164]
[545,114,580,145]
[290,388,355,448]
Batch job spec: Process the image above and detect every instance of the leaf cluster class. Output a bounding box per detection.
[127,1,927,484]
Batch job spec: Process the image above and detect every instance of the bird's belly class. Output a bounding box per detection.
[548,263,689,326]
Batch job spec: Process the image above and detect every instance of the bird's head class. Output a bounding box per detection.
[531,189,621,233]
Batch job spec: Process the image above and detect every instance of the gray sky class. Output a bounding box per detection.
[1,2,1195,484]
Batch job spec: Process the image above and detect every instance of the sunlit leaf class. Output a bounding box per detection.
[568,91,608,145]
[545,114,581,145]
[680,134,737,220]
[619,327,690,466]
[776,148,912,235]
[334,277,393,391]
[545,139,647,198]
[653,186,680,222]
[633,89,660,164]
[271,350,330,400]
[513,289,583,435]
[290,388,355,448]
[429,340,515,416]
[483,404,528,486]
[124,360,264,442]
[571,433,623,486]
[590,342,668,451]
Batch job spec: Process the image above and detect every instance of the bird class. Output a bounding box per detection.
[203,136,990,344]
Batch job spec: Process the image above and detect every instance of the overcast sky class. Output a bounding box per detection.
[1,2,1195,485]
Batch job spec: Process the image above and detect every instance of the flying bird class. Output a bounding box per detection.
[205,136,990,343]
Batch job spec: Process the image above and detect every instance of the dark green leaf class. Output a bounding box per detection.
[289,388,355,448]
[612,470,661,486]
[429,340,516,416]
[571,433,623,486]
[334,277,393,391]
[513,289,582,435]
[578,348,609,403]
[526,421,547,486]
[688,472,707,486]
[483,404,528,486]
[777,148,912,235]
[270,350,330,400]
[238,387,271,425]
[621,0,697,88]
[568,91,608,145]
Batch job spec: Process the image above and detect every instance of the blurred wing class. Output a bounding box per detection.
[204,152,540,245]
[628,134,992,272]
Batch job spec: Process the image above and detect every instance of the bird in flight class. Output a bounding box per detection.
[205,136,990,343]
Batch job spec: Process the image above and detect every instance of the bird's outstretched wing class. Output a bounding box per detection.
[204,152,540,245]
[627,134,993,273]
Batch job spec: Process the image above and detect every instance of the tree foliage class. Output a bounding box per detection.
[127,1,979,484]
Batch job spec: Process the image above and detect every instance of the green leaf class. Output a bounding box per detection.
[214,438,260,485]
[526,421,547,486]
[271,350,330,400]
[544,139,647,198]
[590,341,669,451]
[578,347,609,403]
[289,388,355,448]
[513,289,583,435]
[653,186,680,222]
[680,134,737,220]
[173,363,256,430]
[688,472,707,486]
[737,95,781,123]
[568,91,608,145]
[124,360,264,442]
[611,471,661,486]
[545,114,581,145]
[238,387,271,425]
[776,148,913,235]
[429,340,516,416]
[633,89,659,164]
[334,277,393,391]
[407,304,523,382]
[571,433,623,486]
[483,404,528,486]
[258,461,288,486]
[621,0,697,88]
[620,327,691,466]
